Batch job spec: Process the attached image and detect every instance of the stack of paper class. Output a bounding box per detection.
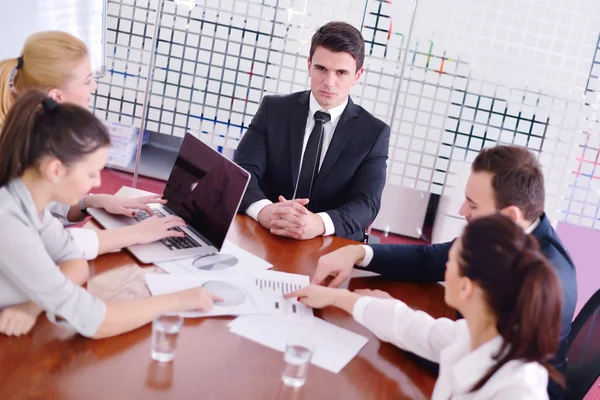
[103,120,148,168]
[228,315,369,374]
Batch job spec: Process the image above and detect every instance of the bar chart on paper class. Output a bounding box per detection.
[145,270,313,322]
[253,271,313,322]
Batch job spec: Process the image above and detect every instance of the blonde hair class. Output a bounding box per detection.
[0,31,89,127]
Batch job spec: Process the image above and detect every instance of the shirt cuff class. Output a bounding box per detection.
[45,298,107,338]
[352,296,376,324]
[68,228,100,261]
[356,245,373,267]
[317,212,335,236]
[245,199,273,221]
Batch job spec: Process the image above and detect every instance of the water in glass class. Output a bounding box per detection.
[282,344,312,388]
[151,314,183,362]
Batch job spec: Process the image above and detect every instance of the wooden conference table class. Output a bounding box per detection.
[0,204,455,400]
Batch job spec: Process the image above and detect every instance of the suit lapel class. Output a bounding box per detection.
[317,97,359,180]
[290,91,310,189]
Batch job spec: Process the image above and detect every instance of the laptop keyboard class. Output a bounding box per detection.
[134,209,202,251]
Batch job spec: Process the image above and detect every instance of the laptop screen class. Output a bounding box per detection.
[162,133,249,250]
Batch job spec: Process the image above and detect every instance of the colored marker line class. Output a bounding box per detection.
[107,69,147,80]
[438,50,447,74]
[426,41,434,69]
[412,40,419,64]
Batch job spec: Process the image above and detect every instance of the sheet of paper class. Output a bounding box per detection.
[251,270,313,321]
[145,273,267,318]
[145,270,313,322]
[228,315,369,374]
[156,240,272,276]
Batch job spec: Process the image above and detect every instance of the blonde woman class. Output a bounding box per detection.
[0,31,187,260]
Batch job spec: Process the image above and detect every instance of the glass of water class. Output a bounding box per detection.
[151,313,184,362]
[281,329,314,388]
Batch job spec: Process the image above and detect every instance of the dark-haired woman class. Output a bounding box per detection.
[286,214,563,399]
[0,90,220,338]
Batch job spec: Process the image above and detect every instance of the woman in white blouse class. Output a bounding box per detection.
[286,214,564,399]
[0,31,187,260]
[0,90,220,338]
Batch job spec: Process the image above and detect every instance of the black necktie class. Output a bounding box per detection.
[295,111,331,200]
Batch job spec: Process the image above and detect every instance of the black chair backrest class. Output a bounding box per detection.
[566,288,600,400]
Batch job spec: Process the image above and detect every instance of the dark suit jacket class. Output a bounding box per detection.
[234,91,390,241]
[362,213,577,400]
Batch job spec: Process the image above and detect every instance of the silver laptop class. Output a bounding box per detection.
[88,132,250,264]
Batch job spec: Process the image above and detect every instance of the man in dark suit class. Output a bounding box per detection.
[312,145,577,400]
[234,22,390,242]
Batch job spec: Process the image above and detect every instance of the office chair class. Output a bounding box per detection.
[364,226,380,244]
[566,288,600,400]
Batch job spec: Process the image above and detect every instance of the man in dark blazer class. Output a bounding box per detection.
[312,145,577,400]
[234,22,390,242]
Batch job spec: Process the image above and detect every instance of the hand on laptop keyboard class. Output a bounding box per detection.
[88,194,167,217]
[133,209,167,222]
[130,213,188,245]
[132,209,202,250]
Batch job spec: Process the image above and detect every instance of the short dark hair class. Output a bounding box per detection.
[309,21,365,71]
[471,145,545,221]
[0,89,110,187]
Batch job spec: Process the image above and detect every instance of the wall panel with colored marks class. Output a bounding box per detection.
[89,0,600,236]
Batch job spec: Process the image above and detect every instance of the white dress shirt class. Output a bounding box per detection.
[245,92,349,236]
[353,297,549,399]
[357,217,542,268]
[48,202,100,261]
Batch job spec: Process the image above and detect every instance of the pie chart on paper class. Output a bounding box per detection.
[201,280,246,307]
[193,254,239,271]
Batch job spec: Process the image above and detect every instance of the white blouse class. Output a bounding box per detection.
[48,202,99,260]
[353,297,549,400]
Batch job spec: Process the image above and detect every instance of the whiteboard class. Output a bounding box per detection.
[0,0,107,77]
